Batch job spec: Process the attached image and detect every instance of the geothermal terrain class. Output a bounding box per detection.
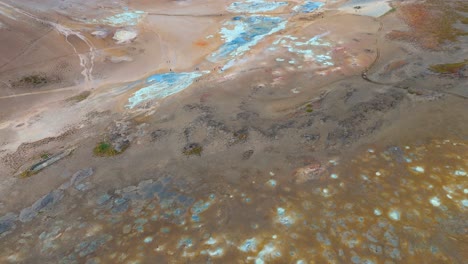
[0,0,467,263]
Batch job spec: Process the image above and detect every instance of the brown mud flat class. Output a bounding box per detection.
[0,0,467,263]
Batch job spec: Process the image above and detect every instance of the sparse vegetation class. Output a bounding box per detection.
[387,0,467,49]
[232,129,248,144]
[429,60,467,74]
[94,141,120,157]
[40,153,51,160]
[11,74,48,87]
[19,170,36,179]
[20,74,47,85]
[183,143,203,156]
[67,91,91,103]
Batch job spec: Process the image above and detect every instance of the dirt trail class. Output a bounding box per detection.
[0,1,95,87]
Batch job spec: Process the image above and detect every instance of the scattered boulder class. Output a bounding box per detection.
[108,121,133,153]
[91,30,109,38]
[113,29,137,44]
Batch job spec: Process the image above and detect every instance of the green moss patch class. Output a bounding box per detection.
[19,170,37,179]
[93,141,120,157]
[20,75,47,85]
[67,91,91,103]
[429,60,467,74]
[40,153,51,160]
[183,143,203,156]
[11,74,48,87]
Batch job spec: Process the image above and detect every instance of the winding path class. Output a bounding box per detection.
[0,1,95,88]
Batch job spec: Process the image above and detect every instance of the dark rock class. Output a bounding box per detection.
[303,134,320,142]
[242,150,254,160]
[343,88,356,103]
[206,119,228,131]
[111,198,129,214]
[183,104,211,113]
[113,139,130,153]
[122,190,143,200]
[236,111,259,120]
[0,213,17,237]
[328,89,405,146]
[387,146,406,163]
[76,234,113,257]
[183,127,194,141]
[75,182,92,191]
[229,128,249,145]
[19,190,64,222]
[258,120,296,138]
[137,180,163,199]
[70,168,94,186]
[151,129,169,141]
[96,194,111,206]
[108,121,133,152]
[299,117,315,128]
[460,65,468,78]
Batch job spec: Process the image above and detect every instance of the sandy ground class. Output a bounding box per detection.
[0,0,467,263]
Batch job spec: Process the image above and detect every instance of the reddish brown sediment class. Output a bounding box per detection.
[387,0,467,49]
[0,0,467,263]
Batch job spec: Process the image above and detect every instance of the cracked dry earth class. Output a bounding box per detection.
[0,0,467,263]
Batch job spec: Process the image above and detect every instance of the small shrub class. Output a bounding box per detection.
[183,143,203,156]
[67,91,91,102]
[429,60,467,74]
[19,170,36,179]
[94,141,119,157]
